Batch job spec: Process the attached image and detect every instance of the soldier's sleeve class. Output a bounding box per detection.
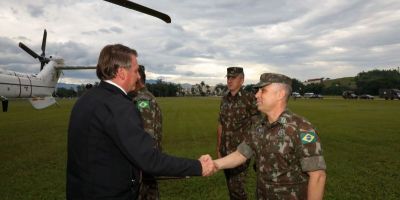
[237,117,257,159]
[295,121,326,172]
[153,100,163,149]
[217,99,223,124]
[154,101,162,136]
[136,98,156,137]
[237,142,253,159]
[247,93,258,116]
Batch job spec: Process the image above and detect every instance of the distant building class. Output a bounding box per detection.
[303,78,324,85]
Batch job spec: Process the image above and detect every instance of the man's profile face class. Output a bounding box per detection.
[227,75,244,92]
[255,84,278,113]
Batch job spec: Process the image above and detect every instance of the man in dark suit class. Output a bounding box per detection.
[67,44,214,199]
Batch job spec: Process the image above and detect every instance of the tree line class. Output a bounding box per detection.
[291,69,400,95]
[55,69,400,97]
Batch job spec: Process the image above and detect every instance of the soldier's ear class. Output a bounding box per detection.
[277,89,286,100]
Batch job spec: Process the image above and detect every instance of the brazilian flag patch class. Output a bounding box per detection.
[137,100,150,109]
[300,131,318,144]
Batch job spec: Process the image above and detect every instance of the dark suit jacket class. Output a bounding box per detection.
[67,81,201,200]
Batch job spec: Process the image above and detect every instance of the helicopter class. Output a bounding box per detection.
[0,0,171,112]
[0,29,97,112]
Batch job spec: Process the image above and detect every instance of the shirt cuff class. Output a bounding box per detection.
[300,156,327,171]
[237,142,253,159]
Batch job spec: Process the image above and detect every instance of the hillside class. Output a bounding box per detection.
[323,77,357,89]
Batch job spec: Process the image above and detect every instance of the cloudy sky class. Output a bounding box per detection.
[0,0,399,85]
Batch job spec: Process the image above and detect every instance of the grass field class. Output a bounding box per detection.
[0,97,399,199]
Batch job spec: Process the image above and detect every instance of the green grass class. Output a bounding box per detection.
[0,97,399,199]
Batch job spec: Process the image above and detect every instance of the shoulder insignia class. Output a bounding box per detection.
[279,117,287,124]
[300,130,318,144]
[137,100,150,109]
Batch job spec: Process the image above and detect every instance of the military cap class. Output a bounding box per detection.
[226,67,244,77]
[254,73,292,88]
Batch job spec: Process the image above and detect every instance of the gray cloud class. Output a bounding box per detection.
[27,4,44,17]
[1,0,400,84]
[82,26,123,35]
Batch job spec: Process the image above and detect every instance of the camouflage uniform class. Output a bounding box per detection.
[133,87,162,200]
[237,110,326,200]
[219,88,258,200]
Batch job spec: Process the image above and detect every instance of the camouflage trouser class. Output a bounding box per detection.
[256,182,308,200]
[138,175,159,200]
[223,163,250,200]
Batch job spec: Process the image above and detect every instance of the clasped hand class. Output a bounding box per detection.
[198,154,218,176]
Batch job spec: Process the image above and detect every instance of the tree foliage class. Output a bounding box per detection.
[291,79,305,94]
[323,81,351,95]
[304,83,324,94]
[146,79,180,97]
[355,69,400,95]
[55,87,77,97]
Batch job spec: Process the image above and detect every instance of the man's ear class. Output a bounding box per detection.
[240,76,244,85]
[277,89,286,100]
[116,67,126,80]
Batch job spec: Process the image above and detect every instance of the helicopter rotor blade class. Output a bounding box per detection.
[40,62,45,71]
[19,42,40,59]
[41,29,47,57]
[103,0,171,23]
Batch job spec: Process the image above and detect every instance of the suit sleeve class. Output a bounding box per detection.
[101,98,202,176]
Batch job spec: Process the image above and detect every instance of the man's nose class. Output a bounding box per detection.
[255,89,261,98]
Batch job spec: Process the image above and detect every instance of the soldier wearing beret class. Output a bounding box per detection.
[214,73,327,200]
[217,67,259,199]
[130,65,163,200]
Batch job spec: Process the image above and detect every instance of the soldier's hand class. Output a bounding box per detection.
[199,154,217,176]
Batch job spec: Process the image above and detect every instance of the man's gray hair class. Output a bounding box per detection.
[274,83,292,102]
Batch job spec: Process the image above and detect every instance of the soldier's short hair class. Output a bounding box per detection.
[96,44,138,80]
[138,65,146,84]
[275,83,292,102]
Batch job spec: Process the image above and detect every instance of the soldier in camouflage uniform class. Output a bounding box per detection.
[214,73,327,200]
[130,65,162,200]
[217,67,258,200]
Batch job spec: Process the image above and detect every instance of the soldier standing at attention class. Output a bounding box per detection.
[214,73,327,200]
[130,65,162,200]
[217,67,258,200]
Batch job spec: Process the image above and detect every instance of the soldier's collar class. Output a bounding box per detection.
[228,88,243,97]
[277,109,292,125]
[266,109,291,127]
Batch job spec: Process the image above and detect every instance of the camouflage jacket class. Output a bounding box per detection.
[133,87,163,151]
[238,110,326,199]
[218,88,258,155]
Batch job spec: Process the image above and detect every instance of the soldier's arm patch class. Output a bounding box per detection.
[300,156,326,171]
[137,100,150,109]
[237,142,253,159]
[300,130,318,144]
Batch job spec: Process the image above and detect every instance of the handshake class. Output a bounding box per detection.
[198,154,219,176]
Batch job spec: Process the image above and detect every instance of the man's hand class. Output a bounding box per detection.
[199,154,217,176]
